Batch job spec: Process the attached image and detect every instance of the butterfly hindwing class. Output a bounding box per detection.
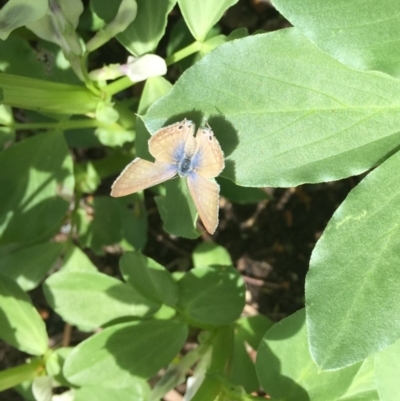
[111,158,177,197]
[187,173,220,234]
[193,126,224,178]
[149,119,195,164]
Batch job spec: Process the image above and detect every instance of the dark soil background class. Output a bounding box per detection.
[0,1,361,400]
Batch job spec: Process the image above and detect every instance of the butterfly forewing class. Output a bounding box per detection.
[187,174,220,234]
[111,158,177,197]
[149,119,195,163]
[193,127,224,178]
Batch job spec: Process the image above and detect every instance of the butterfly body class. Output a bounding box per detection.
[111,119,224,234]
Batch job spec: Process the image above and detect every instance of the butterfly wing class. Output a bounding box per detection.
[187,173,220,234]
[193,126,224,178]
[111,158,177,197]
[148,119,195,164]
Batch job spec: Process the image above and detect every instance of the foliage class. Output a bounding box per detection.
[0,0,399,400]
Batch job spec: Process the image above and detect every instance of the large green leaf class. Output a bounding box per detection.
[120,251,179,307]
[177,265,245,327]
[0,242,63,290]
[256,310,375,401]
[44,271,159,328]
[63,319,188,385]
[0,132,74,249]
[144,28,400,187]
[178,0,239,41]
[272,0,400,77]
[306,150,400,370]
[0,274,48,355]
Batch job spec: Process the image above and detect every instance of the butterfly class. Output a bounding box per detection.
[110,119,225,234]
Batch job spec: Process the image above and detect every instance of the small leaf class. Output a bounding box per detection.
[155,179,200,239]
[177,265,245,327]
[0,274,48,355]
[236,315,273,350]
[0,132,74,248]
[192,242,231,267]
[120,251,179,307]
[86,0,137,52]
[64,319,188,385]
[0,242,63,290]
[61,245,97,273]
[91,0,177,56]
[78,195,147,254]
[0,0,48,40]
[43,271,159,328]
[178,0,239,41]
[375,338,400,401]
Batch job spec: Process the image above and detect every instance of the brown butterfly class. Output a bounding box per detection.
[111,119,225,234]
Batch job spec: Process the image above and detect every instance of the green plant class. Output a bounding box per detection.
[0,0,399,400]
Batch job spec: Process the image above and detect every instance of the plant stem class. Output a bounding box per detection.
[165,41,202,66]
[0,358,44,392]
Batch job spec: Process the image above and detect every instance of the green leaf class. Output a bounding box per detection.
[192,242,231,267]
[235,315,273,350]
[256,310,371,401]
[45,347,73,386]
[61,245,97,273]
[0,274,48,355]
[0,73,100,114]
[144,28,400,187]
[219,177,269,204]
[43,271,159,329]
[230,315,273,392]
[120,251,179,307]
[155,179,200,239]
[77,195,147,254]
[339,357,378,401]
[0,0,48,40]
[74,382,151,401]
[86,0,137,53]
[177,265,245,327]
[230,333,259,392]
[272,0,400,77]
[0,132,74,248]
[375,338,400,401]
[91,0,177,56]
[306,150,400,370]
[178,0,239,41]
[64,319,188,385]
[0,242,63,291]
